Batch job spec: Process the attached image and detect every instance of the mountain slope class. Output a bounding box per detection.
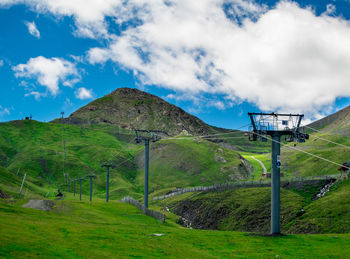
[0,120,142,199]
[0,119,251,200]
[65,87,218,136]
[135,138,252,191]
[58,87,270,153]
[307,105,350,136]
[280,105,350,177]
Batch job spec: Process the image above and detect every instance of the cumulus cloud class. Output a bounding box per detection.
[0,0,126,38]
[13,56,80,96]
[75,87,93,99]
[25,91,45,100]
[25,21,40,38]
[5,0,350,118]
[86,1,350,118]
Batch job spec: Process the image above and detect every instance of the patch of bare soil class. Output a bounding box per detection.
[22,200,55,211]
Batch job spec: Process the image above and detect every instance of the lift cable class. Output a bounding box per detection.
[252,131,350,171]
[301,124,350,150]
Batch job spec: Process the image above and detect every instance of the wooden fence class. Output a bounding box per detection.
[121,196,165,222]
[152,173,347,201]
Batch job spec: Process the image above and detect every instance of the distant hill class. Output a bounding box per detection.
[53,87,269,153]
[62,88,222,136]
[307,105,350,136]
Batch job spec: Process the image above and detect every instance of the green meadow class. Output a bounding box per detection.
[1,199,350,258]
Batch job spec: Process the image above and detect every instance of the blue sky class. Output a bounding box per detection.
[1,0,350,129]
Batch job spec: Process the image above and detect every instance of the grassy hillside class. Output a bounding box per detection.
[135,137,252,191]
[279,105,350,177]
[1,199,350,258]
[152,174,350,234]
[0,166,52,199]
[286,178,350,234]
[153,187,304,233]
[281,132,350,177]
[0,120,252,200]
[240,152,271,179]
[0,120,142,200]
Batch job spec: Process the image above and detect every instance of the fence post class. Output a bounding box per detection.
[19,173,27,199]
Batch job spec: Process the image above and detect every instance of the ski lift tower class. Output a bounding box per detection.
[134,129,165,208]
[248,112,309,235]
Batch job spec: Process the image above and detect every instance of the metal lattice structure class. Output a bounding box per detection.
[248,113,309,142]
[135,129,166,143]
[248,112,309,235]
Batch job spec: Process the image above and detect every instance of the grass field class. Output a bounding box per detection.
[1,198,350,258]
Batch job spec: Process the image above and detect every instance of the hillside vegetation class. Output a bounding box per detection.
[280,106,350,177]
[1,199,350,258]
[135,138,252,190]
[152,174,350,234]
[0,120,142,200]
[0,120,252,200]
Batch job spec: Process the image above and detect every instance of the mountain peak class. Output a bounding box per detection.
[110,87,153,98]
[66,87,215,136]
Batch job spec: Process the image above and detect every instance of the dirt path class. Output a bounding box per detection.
[250,156,267,174]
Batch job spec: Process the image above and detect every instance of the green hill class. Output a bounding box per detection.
[63,87,217,136]
[0,119,252,200]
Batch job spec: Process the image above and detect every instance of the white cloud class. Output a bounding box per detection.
[86,1,350,118]
[13,56,80,96]
[62,97,74,110]
[75,87,93,99]
[0,0,126,38]
[25,21,40,38]
[0,105,10,117]
[5,0,350,118]
[25,91,46,100]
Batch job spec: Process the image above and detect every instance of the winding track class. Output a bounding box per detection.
[250,155,268,174]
